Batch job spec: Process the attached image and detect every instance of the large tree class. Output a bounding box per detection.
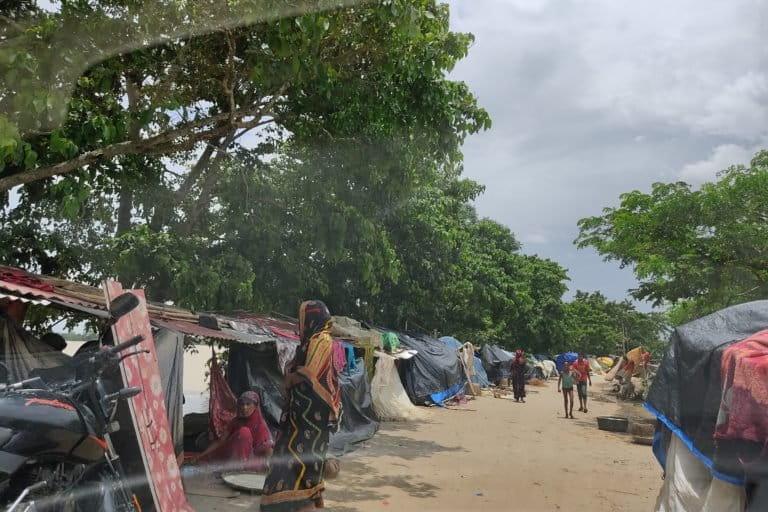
[1,1,576,350]
[576,150,768,323]
[562,291,668,356]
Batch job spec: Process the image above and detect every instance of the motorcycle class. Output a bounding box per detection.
[0,293,148,512]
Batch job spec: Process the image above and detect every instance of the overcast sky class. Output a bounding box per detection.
[446,0,768,308]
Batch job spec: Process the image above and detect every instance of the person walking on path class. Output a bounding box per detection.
[558,362,576,418]
[260,300,341,512]
[572,353,592,413]
[510,349,527,403]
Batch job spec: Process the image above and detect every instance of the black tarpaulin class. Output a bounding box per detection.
[480,344,512,383]
[645,300,768,484]
[228,343,379,454]
[329,359,379,455]
[393,332,464,405]
[154,328,185,455]
[227,343,286,432]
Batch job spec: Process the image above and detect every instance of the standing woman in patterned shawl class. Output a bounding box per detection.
[261,300,341,512]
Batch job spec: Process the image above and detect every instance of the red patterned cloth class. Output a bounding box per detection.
[0,268,55,292]
[209,349,237,439]
[715,329,768,443]
[332,341,346,373]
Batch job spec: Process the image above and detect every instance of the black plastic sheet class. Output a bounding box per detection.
[480,344,512,383]
[329,359,378,455]
[393,331,464,405]
[227,343,286,433]
[228,344,379,455]
[646,300,768,482]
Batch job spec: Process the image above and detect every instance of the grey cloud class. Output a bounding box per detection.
[446,0,768,304]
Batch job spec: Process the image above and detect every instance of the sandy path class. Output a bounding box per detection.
[324,381,660,512]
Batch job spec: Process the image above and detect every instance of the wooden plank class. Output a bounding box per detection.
[105,281,193,512]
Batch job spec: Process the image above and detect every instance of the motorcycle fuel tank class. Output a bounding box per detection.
[0,390,105,464]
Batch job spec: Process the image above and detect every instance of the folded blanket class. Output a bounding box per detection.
[715,330,768,444]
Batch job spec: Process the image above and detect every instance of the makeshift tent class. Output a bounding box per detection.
[480,344,512,383]
[394,331,465,405]
[227,338,379,453]
[588,357,604,375]
[439,336,478,393]
[655,434,746,512]
[371,353,423,421]
[331,315,379,379]
[646,300,768,487]
[227,342,289,432]
[604,356,625,381]
[473,356,490,387]
[555,352,578,372]
[329,358,379,454]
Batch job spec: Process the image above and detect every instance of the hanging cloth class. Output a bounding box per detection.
[208,347,237,439]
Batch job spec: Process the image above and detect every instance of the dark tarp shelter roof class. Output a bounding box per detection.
[480,344,512,383]
[645,300,768,485]
[392,331,464,405]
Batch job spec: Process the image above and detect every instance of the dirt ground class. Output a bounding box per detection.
[187,381,661,511]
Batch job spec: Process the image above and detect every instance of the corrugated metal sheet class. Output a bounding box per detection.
[0,280,102,309]
[151,319,239,342]
[0,292,50,306]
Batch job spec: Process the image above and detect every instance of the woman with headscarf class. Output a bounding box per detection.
[510,349,527,403]
[193,390,273,472]
[261,300,341,512]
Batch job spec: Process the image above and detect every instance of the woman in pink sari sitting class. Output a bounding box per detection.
[194,391,274,472]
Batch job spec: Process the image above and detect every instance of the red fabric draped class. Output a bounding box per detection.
[209,349,237,439]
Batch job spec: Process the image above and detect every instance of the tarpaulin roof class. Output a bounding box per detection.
[329,358,379,455]
[0,291,49,306]
[480,344,512,382]
[645,300,768,485]
[150,318,239,342]
[392,331,464,405]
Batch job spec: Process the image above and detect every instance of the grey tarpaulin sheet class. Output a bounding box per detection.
[392,331,464,405]
[645,300,768,484]
[154,328,184,455]
[329,358,379,454]
[480,344,512,383]
[0,313,69,382]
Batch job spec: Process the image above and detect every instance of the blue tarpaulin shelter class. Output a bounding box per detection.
[439,336,490,388]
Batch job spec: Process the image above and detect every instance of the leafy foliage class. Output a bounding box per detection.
[563,291,668,356]
[576,150,768,323]
[2,1,666,355]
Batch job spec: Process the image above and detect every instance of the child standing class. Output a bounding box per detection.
[558,362,575,418]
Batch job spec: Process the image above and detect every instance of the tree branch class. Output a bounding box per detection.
[0,83,288,192]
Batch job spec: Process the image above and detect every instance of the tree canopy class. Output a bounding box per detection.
[576,150,768,324]
[0,0,667,354]
[562,291,668,356]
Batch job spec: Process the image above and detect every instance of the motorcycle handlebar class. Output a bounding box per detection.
[0,377,46,393]
[106,334,145,356]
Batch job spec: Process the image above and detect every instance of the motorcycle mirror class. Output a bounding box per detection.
[120,386,142,399]
[109,293,140,321]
